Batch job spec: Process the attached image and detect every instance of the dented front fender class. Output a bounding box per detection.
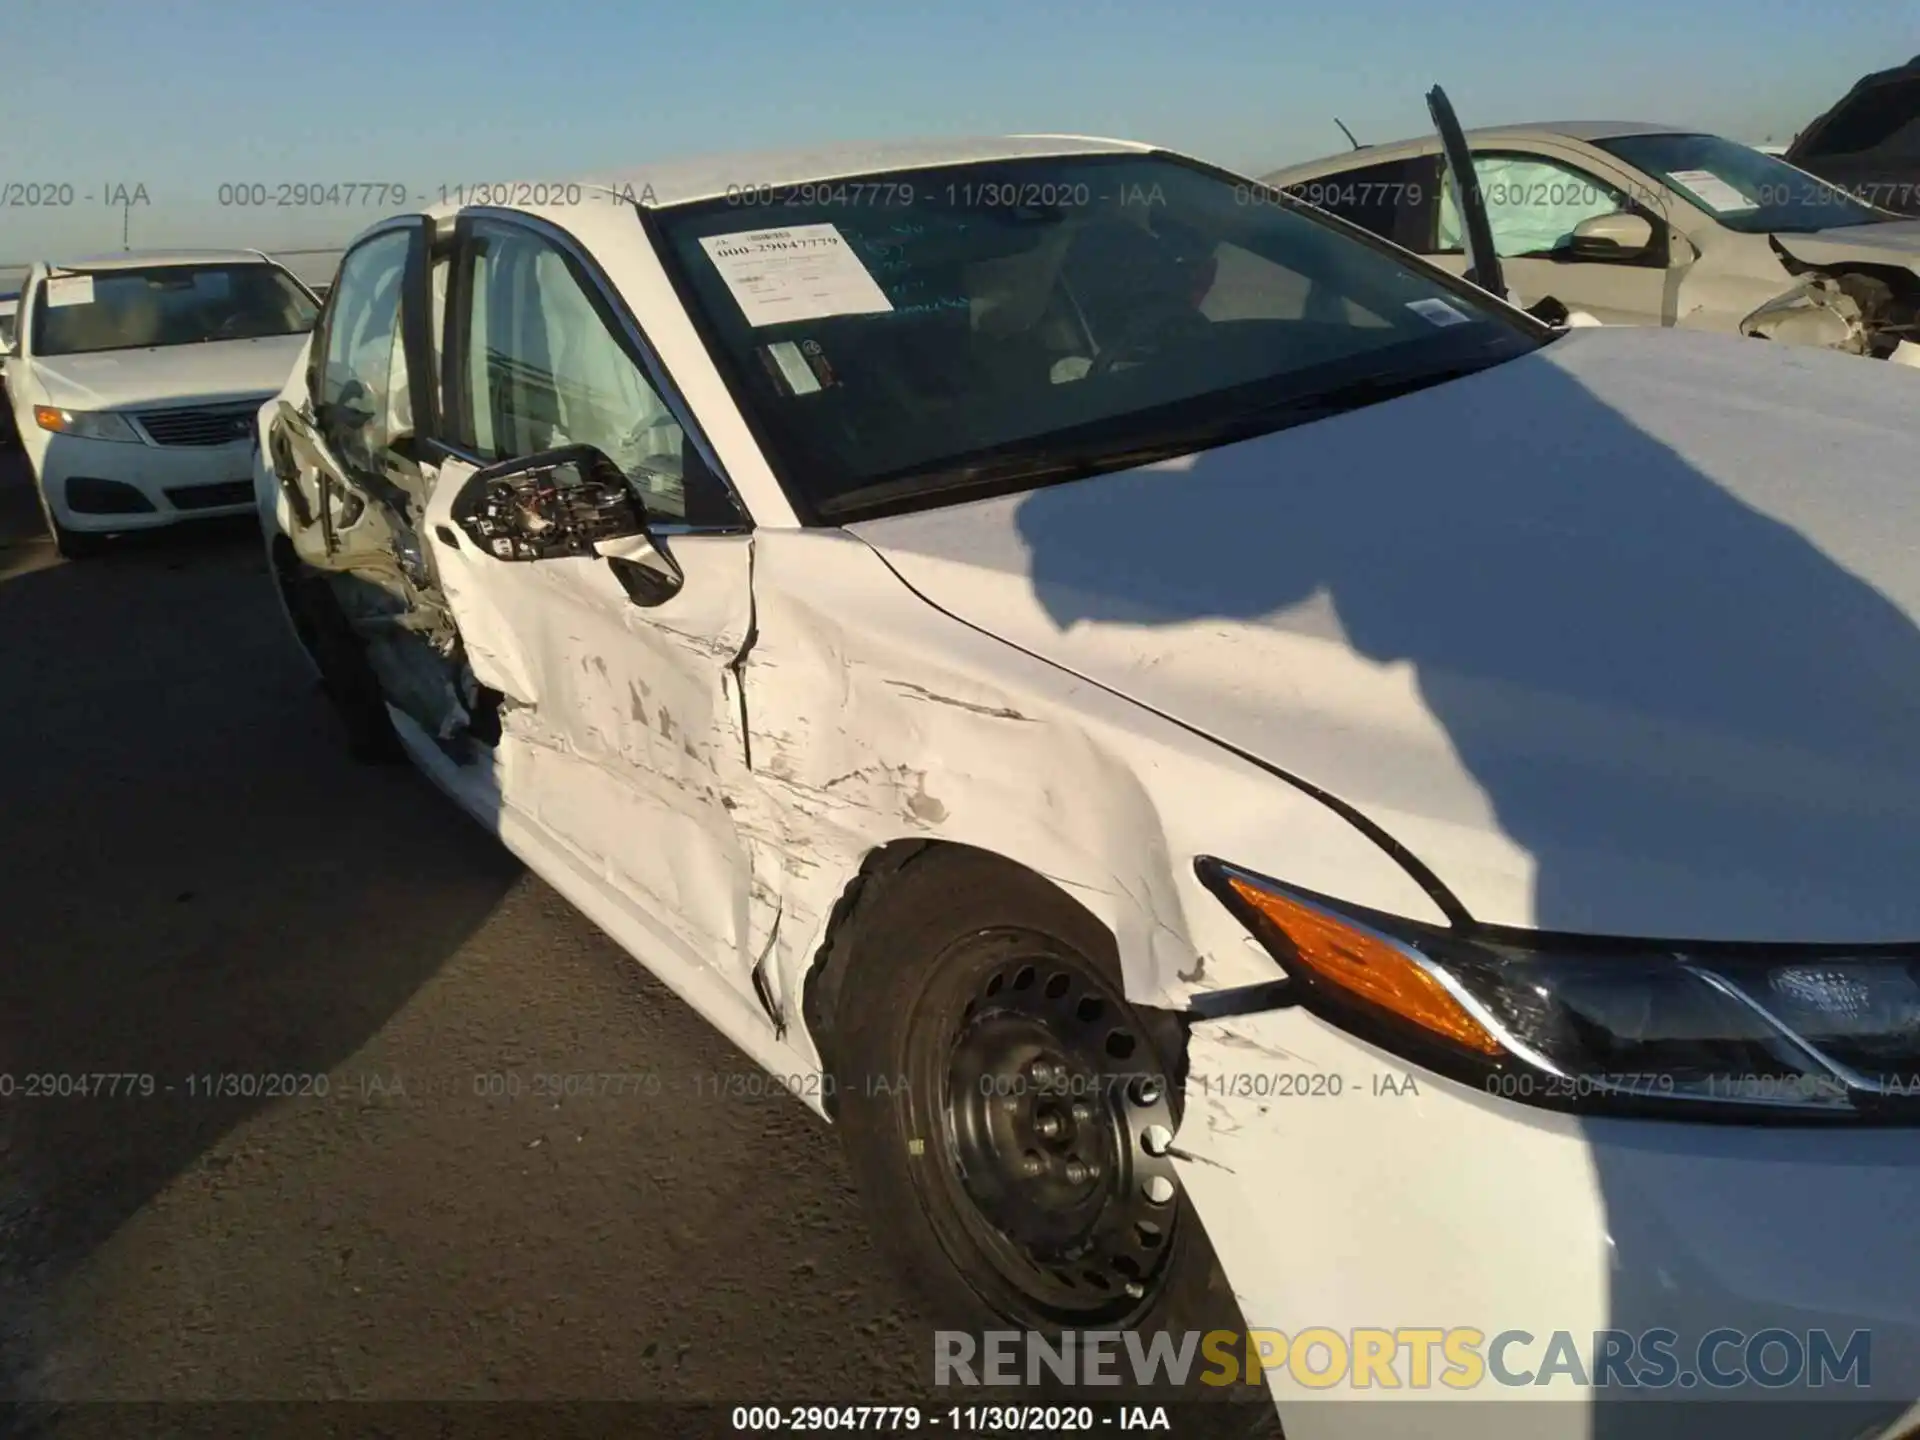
[735,529,1448,1067]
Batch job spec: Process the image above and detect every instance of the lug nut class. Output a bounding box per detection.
[1070,1102,1092,1124]
[1021,1154,1044,1178]
[1064,1160,1088,1184]
[1036,1113,1062,1139]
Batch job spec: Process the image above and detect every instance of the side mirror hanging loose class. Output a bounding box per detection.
[453,444,651,562]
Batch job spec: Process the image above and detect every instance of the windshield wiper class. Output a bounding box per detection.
[817,359,1506,519]
[816,438,1216,517]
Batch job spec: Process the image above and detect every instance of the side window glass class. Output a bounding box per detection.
[1438,154,1630,258]
[458,225,736,526]
[319,229,412,474]
[1279,157,1436,250]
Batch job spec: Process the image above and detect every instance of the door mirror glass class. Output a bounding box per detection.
[1565,211,1655,260]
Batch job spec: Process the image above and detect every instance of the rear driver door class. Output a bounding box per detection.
[270,217,475,740]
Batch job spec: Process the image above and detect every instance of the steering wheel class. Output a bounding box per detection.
[1088,303,1211,377]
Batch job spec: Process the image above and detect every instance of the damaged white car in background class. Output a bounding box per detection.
[257,137,1920,1440]
[1264,87,1920,362]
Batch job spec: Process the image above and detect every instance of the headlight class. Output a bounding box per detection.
[1197,857,1920,1122]
[33,405,143,443]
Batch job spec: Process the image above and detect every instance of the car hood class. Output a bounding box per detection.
[847,325,1920,943]
[27,334,307,411]
[1773,217,1920,270]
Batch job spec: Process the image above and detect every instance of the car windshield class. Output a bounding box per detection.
[1594,133,1888,234]
[31,263,319,357]
[652,153,1544,519]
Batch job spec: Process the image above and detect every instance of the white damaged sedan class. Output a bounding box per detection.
[256,136,1920,1439]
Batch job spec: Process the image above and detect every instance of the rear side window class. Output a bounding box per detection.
[1276,156,1439,250]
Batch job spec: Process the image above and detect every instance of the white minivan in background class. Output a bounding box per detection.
[6,250,318,557]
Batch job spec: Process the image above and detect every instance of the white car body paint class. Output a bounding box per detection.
[410,446,1442,1045]
[850,324,1920,942]
[258,141,1920,1440]
[1176,1011,1920,1434]
[25,334,307,413]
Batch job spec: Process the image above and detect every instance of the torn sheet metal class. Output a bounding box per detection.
[267,400,472,742]
[420,456,770,1008]
[732,529,1447,1060]
[1739,274,1873,353]
[1743,238,1920,358]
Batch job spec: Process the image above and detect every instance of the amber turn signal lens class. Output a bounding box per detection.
[1227,877,1503,1055]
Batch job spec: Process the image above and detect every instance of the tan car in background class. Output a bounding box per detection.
[1262,120,1920,360]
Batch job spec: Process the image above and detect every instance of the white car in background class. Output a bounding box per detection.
[7,249,319,557]
[0,291,17,447]
[259,137,1919,1440]
[1263,119,1920,359]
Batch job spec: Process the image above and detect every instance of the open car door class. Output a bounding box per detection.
[1427,86,1507,304]
[265,214,487,750]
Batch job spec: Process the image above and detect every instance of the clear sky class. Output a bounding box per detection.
[1,0,1913,262]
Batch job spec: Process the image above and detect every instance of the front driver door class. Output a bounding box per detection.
[1429,149,1676,324]
[423,211,767,1002]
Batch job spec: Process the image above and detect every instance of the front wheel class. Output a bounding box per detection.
[825,849,1282,1433]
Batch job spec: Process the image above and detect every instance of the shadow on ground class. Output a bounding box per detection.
[0,456,524,1379]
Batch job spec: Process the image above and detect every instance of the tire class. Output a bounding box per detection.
[282,566,404,764]
[50,515,106,560]
[825,847,1284,1435]
[27,464,105,558]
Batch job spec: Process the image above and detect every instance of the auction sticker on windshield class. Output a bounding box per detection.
[45,275,95,307]
[699,223,893,327]
[1669,169,1757,213]
[1407,297,1469,326]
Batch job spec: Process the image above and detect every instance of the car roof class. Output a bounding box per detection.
[1262,120,1698,179]
[39,248,275,272]
[423,134,1157,218]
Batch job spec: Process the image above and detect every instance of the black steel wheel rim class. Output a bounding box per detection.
[904,928,1184,1324]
